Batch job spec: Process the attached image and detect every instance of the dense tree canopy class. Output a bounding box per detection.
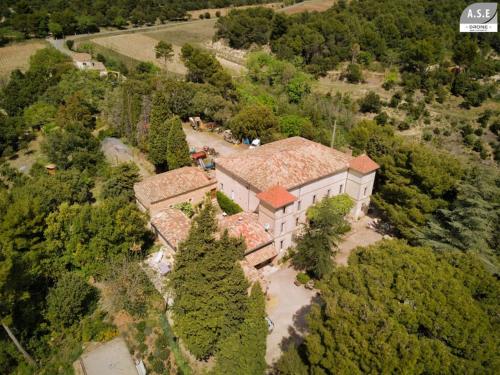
[0,0,275,40]
[278,240,500,374]
[292,194,353,279]
[169,201,249,359]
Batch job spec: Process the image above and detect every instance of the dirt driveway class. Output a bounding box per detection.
[101,137,155,178]
[335,215,385,266]
[262,266,316,365]
[182,124,247,157]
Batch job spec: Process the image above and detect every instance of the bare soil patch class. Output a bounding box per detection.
[187,2,282,19]
[0,40,48,78]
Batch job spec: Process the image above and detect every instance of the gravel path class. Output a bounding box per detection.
[101,137,154,178]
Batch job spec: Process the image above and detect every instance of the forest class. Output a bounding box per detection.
[0,0,277,42]
[215,0,499,107]
[0,0,499,373]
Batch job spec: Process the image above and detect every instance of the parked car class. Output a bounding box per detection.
[265,316,274,332]
[249,138,261,149]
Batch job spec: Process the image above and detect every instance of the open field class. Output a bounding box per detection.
[90,19,246,75]
[0,40,48,78]
[187,2,282,19]
[278,0,335,14]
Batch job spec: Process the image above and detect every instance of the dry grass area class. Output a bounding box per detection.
[279,0,335,14]
[92,19,246,75]
[187,2,282,19]
[146,19,217,48]
[314,68,390,100]
[92,32,188,74]
[0,40,48,78]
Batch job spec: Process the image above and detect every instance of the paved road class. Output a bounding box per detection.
[262,266,316,365]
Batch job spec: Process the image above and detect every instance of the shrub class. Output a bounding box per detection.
[46,273,99,329]
[296,272,310,284]
[173,202,195,218]
[345,63,363,83]
[359,91,382,113]
[216,191,243,215]
[66,40,74,50]
[215,11,221,17]
[204,12,211,19]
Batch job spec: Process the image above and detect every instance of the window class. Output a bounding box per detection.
[283,206,286,214]
[339,184,343,194]
[220,183,224,190]
[281,222,285,233]
[327,189,331,197]
[280,240,284,250]
[295,217,299,226]
[297,200,301,210]
[312,195,316,204]
[231,190,235,199]
[363,186,368,196]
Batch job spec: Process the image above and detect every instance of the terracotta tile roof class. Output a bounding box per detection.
[349,154,380,174]
[245,244,278,267]
[215,137,352,191]
[150,208,191,249]
[256,186,297,209]
[219,212,273,253]
[134,167,215,207]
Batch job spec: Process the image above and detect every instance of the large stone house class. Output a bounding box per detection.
[215,137,379,257]
[134,137,378,268]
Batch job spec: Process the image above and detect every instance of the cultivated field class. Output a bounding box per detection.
[278,0,335,14]
[0,40,48,78]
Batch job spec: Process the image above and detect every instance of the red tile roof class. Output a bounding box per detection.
[219,212,273,253]
[215,137,352,191]
[256,186,297,209]
[134,167,215,207]
[349,154,380,174]
[245,244,278,267]
[150,208,191,249]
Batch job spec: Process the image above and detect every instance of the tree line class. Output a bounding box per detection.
[215,1,499,107]
[0,0,275,41]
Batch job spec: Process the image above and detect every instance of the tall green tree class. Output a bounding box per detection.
[292,195,353,279]
[166,116,191,170]
[212,283,267,375]
[278,240,500,374]
[155,40,174,68]
[148,119,171,171]
[169,201,248,359]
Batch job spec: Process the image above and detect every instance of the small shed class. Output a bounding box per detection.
[74,337,144,375]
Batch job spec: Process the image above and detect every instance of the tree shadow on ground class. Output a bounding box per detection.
[279,293,321,353]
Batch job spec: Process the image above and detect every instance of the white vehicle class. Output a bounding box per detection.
[265,316,274,332]
[249,138,261,149]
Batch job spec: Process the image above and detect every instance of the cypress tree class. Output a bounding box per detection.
[169,201,248,359]
[213,283,268,375]
[166,116,191,170]
[148,93,172,171]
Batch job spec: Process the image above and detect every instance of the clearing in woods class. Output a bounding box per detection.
[91,19,246,75]
[0,40,48,78]
[278,0,336,14]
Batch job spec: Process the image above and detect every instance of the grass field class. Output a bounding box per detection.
[278,0,335,14]
[0,40,48,78]
[187,2,281,19]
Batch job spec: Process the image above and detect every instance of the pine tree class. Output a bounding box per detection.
[166,116,191,170]
[169,201,248,359]
[213,283,268,375]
